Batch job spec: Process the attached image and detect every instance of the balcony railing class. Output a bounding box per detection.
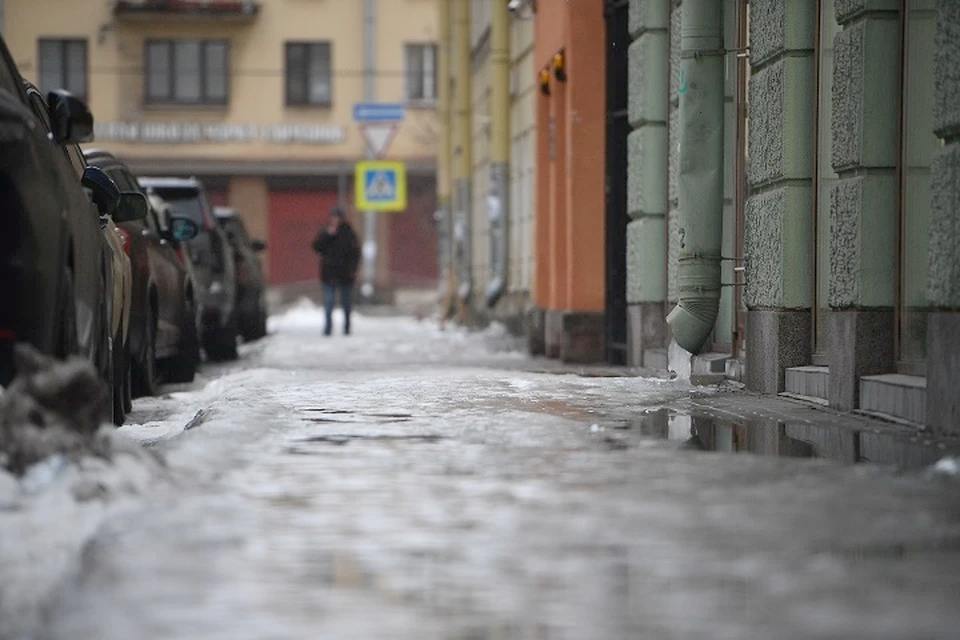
[113,1,260,22]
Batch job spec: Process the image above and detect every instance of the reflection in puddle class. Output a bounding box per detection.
[299,408,415,425]
[292,433,446,448]
[629,408,956,470]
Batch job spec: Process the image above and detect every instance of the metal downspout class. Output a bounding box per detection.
[437,0,452,305]
[454,0,473,303]
[665,0,725,354]
[486,0,510,308]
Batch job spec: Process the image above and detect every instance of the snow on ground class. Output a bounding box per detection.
[2,299,960,640]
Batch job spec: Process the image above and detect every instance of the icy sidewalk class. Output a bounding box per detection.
[4,300,960,640]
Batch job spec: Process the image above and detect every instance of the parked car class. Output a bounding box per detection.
[148,191,203,379]
[85,152,202,395]
[213,206,268,341]
[138,177,239,361]
[21,83,146,425]
[0,34,145,422]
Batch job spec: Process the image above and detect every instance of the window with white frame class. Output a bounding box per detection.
[285,42,332,106]
[145,39,229,105]
[38,39,87,101]
[405,44,437,103]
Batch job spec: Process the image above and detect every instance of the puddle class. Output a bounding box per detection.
[301,408,355,415]
[299,408,414,424]
[293,433,446,447]
[626,408,960,470]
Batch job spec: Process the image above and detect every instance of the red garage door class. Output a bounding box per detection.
[387,176,438,288]
[268,189,338,285]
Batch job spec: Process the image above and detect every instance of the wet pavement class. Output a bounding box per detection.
[5,301,960,639]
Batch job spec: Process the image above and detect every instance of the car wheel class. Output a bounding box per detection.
[205,319,238,362]
[111,331,126,426]
[163,298,199,383]
[133,309,159,397]
[251,300,268,340]
[241,298,268,342]
[56,268,78,359]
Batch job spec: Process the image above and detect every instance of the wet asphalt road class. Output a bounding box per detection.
[36,304,960,639]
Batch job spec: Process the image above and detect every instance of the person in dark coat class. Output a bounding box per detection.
[312,207,361,335]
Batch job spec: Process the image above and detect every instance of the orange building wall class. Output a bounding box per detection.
[533,0,606,314]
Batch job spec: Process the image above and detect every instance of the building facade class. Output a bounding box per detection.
[627,0,959,434]
[438,0,959,435]
[436,0,536,329]
[4,0,440,295]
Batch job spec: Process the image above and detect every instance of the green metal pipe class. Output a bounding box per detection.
[666,0,725,354]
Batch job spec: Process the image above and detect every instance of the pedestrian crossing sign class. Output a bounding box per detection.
[355,161,407,212]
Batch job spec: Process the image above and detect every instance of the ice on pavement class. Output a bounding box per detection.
[2,299,960,640]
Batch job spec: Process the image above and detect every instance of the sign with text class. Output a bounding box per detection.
[93,122,346,145]
[352,103,405,123]
[355,161,406,212]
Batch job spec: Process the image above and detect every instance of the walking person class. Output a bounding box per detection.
[312,207,361,336]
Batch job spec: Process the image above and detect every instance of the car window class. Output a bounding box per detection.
[109,166,159,231]
[153,205,169,233]
[64,144,86,178]
[150,187,205,226]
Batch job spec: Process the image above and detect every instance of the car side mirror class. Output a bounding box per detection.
[250,240,267,252]
[81,166,120,216]
[169,216,200,242]
[47,90,93,144]
[114,192,148,223]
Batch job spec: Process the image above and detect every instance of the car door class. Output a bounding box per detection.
[108,166,183,354]
[23,85,105,361]
[0,42,64,365]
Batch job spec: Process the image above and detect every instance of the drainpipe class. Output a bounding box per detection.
[665,0,725,354]
[486,0,510,308]
[437,0,452,302]
[454,0,473,302]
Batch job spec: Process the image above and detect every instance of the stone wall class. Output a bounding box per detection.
[744,0,816,393]
[826,0,900,410]
[625,0,671,365]
[927,0,960,435]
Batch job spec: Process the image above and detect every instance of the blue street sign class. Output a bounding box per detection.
[365,169,396,202]
[355,161,406,212]
[353,102,406,123]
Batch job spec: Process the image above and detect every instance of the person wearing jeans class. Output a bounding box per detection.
[312,207,360,336]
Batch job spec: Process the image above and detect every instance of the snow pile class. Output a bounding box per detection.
[0,345,167,640]
[0,345,110,475]
[930,456,959,477]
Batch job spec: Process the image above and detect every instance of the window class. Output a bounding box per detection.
[405,44,436,103]
[145,40,229,105]
[38,39,87,101]
[285,42,332,106]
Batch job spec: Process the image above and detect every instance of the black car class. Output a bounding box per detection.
[85,151,202,394]
[0,35,146,406]
[214,206,268,341]
[138,177,239,361]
